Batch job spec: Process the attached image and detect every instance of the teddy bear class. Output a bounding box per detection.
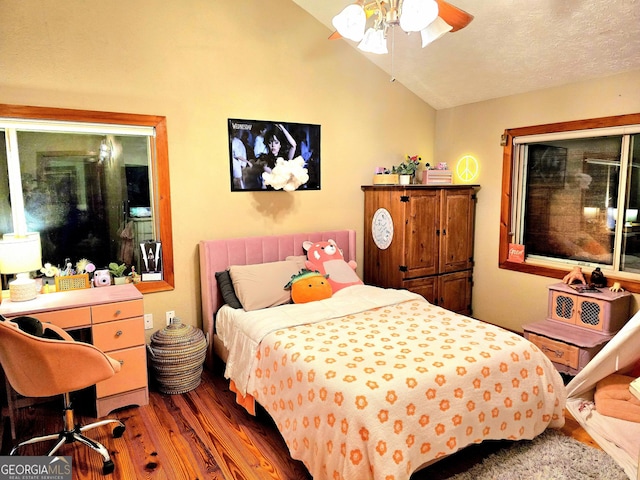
[302,239,363,293]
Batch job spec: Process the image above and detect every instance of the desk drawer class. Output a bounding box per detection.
[92,318,145,352]
[528,333,579,369]
[96,345,147,398]
[29,307,91,329]
[92,300,144,324]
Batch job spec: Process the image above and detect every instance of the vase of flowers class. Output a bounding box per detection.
[392,155,421,185]
[398,173,412,185]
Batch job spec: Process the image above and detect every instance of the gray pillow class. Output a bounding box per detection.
[215,270,243,309]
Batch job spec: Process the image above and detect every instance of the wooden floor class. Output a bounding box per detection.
[0,361,599,480]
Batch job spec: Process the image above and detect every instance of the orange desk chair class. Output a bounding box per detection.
[0,316,126,475]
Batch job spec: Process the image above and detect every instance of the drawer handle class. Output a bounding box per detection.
[541,345,564,358]
[115,309,122,316]
[116,330,123,337]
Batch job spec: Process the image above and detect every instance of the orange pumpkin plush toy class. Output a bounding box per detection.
[285,269,333,304]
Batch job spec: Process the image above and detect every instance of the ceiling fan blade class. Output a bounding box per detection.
[435,0,473,32]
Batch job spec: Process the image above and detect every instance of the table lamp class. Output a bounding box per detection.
[0,232,42,302]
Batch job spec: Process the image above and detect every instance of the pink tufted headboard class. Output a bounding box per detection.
[199,230,357,364]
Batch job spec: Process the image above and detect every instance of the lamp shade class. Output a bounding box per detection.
[332,3,366,42]
[420,17,453,47]
[358,28,389,54]
[0,233,42,274]
[399,0,439,32]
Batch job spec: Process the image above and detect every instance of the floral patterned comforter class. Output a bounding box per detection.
[218,285,566,480]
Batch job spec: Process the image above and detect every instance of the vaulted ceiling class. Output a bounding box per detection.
[292,0,640,109]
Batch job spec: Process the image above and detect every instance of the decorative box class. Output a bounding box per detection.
[55,273,90,292]
[373,174,399,185]
[423,170,453,185]
[547,282,631,334]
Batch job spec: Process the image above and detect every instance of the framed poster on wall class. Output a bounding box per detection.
[228,118,321,191]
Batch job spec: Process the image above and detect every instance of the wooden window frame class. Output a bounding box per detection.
[499,112,640,293]
[0,103,174,294]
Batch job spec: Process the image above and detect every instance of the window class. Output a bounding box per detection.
[500,113,640,293]
[0,104,173,293]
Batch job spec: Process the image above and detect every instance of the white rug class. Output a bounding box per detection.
[446,429,628,480]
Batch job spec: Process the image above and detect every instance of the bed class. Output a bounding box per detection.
[199,229,567,480]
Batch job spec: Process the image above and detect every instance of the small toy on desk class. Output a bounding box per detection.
[93,269,111,287]
[39,263,59,293]
[129,266,141,284]
[610,282,624,292]
[590,267,607,288]
[562,266,586,285]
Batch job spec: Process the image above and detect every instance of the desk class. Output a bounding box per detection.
[0,284,148,440]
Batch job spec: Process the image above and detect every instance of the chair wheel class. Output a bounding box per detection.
[113,425,125,438]
[102,459,115,475]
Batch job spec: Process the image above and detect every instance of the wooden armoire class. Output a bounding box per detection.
[362,185,479,315]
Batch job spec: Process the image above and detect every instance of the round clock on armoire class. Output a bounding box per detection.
[371,207,394,250]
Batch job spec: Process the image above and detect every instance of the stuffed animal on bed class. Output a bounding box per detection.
[303,239,363,293]
[285,269,332,304]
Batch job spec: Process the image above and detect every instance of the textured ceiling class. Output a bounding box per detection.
[291,0,640,109]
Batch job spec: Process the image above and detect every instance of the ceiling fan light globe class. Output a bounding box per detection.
[399,0,439,32]
[358,28,389,54]
[332,4,367,42]
[420,16,453,47]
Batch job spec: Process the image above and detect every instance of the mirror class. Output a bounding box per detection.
[0,104,173,293]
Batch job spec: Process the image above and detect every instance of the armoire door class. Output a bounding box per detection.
[439,270,473,315]
[403,189,439,279]
[439,188,476,274]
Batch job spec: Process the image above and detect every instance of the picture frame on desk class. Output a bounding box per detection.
[140,240,162,281]
[55,273,90,291]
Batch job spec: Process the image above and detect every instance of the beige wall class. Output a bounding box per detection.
[3,0,639,336]
[0,0,435,335]
[435,70,640,332]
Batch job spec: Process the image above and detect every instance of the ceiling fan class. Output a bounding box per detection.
[329,0,473,54]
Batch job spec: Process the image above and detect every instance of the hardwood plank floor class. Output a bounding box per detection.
[0,360,599,479]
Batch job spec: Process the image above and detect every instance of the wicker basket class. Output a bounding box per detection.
[148,318,207,394]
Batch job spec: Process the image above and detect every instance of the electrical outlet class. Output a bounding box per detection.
[166,310,175,325]
[144,313,153,330]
